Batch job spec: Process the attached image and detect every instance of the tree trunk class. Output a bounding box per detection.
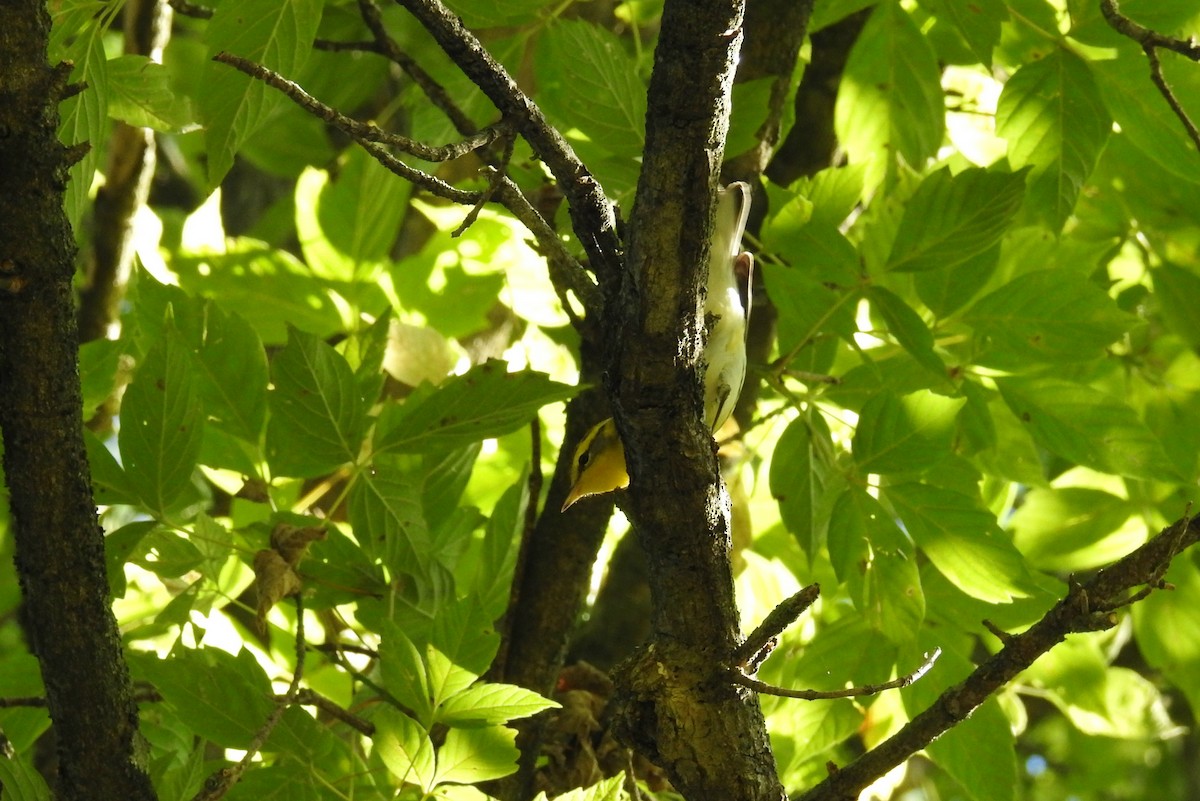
[0,3,156,799]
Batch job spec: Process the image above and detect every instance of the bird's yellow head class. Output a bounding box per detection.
[561,418,629,511]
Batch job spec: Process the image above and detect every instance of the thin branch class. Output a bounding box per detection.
[212,51,507,163]
[731,647,941,700]
[394,0,623,295]
[1100,0,1200,60]
[1142,46,1200,153]
[358,0,478,136]
[192,595,308,801]
[797,512,1200,801]
[1100,0,1200,153]
[284,688,375,736]
[210,51,596,303]
[733,583,820,669]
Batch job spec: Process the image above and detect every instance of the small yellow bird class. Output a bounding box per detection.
[562,182,753,511]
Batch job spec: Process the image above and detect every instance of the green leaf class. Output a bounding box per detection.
[760,263,858,355]
[1009,487,1139,572]
[1093,51,1200,185]
[865,286,945,377]
[913,243,1000,318]
[201,0,323,186]
[996,377,1181,481]
[1133,555,1200,716]
[374,361,577,454]
[828,488,924,641]
[437,683,559,726]
[192,513,233,585]
[996,49,1111,230]
[764,217,861,287]
[379,623,436,727]
[139,648,273,748]
[119,328,205,515]
[266,328,366,477]
[536,20,646,158]
[852,390,966,474]
[373,707,436,793]
[348,468,430,575]
[195,302,269,443]
[964,269,1134,366]
[107,55,196,132]
[903,639,1017,801]
[884,167,1027,273]
[1153,263,1200,348]
[444,0,551,28]
[85,428,141,508]
[0,752,52,801]
[53,20,106,231]
[79,338,123,415]
[886,482,1033,603]
[472,477,527,620]
[770,415,836,559]
[835,1,944,184]
[298,148,413,281]
[922,0,1006,66]
[433,725,520,786]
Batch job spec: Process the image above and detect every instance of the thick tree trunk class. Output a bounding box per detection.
[606,1,785,799]
[0,4,157,799]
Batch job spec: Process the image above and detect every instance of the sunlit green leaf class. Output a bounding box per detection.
[536,19,646,158]
[120,328,205,515]
[964,269,1134,366]
[434,725,520,786]
[885,167,1027,273]
[437,682,559,726]
[886,482,1034,603]
[348,467,430,574]
[996,49,1111,230]
[201,0,323,186]
[375,361,577,454]
[266,328,366,477]
[107,55,196,132]
[374,707,436,793]
[852,390,966,474]
[835,1,944,183]
[996,377,1181,481]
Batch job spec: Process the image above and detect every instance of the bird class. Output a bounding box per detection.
[561,182,753,511]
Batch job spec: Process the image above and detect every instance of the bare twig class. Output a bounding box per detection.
[284,688,375,736]
[797,512,1200,801]
[394,0,623,295]
[731,647,942,700]
[733,583,821,669]
[212,51,508,163]
[359,0,478,136]
[1100,0,1200,60]
[1100,0,1200,153]
[192,595,308,801]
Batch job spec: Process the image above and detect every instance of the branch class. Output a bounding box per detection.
[797,512,1200,801]
[212,51,507,163]
[192,595,308,801]
[358,0,478,136]
[1100,0,1200,153]
[731,648,941,700]
[733,583,820,669]
[210,51,598,308]
[393,0,623,296]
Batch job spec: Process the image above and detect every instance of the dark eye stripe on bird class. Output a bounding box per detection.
[561,183,753,511]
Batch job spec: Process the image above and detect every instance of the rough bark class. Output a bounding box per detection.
[606,0,785,798]
[0,4,156,799]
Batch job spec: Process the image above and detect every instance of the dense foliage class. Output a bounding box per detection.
[3,0,1200,800]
